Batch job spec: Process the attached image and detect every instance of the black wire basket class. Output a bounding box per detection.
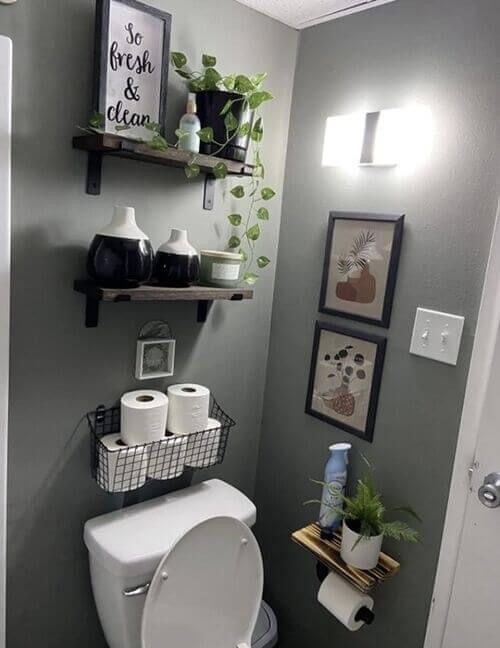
[88,397,235,493]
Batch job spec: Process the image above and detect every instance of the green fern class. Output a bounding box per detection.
[306,472,420,544]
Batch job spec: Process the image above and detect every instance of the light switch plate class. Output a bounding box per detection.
[410,307,465,365]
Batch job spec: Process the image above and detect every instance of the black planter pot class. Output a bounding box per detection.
[154,229,200,287]
[196,90,253,163]
[87,206,154,288]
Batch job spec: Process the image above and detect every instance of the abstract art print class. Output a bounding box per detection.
[319,212,404,328]
[305,322,386,441]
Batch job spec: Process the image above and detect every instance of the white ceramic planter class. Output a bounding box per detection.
[340,520,383,570]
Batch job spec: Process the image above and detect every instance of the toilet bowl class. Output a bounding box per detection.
[84,479,278,648]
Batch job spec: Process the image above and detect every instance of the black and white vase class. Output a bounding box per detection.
[154,229,200,287]
[87,206,154,288]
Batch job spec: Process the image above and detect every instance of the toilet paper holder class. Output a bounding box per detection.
[316,562,375,625]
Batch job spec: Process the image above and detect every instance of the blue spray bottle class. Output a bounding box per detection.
[319,443,351,537]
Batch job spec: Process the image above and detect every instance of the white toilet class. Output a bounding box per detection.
[84,479,278,648]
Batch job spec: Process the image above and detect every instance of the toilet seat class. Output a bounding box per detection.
[141,516,263,648]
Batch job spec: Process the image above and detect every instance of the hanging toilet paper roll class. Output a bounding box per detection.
[167,384,210,435]
[98,433,148,493]
[147,435,188,480]
[185,418,222,468]
[317,571,374,631]
[121,390,169,446]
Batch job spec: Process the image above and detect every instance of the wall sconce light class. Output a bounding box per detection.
[322,105,432,169]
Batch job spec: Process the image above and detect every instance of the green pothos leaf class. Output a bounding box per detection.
[243,272,259,285]
[228,213,242,226]
[230,185,245,198]
[213,162,228,179]
[202,54,217,67]
[89,111,105,130]
[261,187,276,200]
[257,256,271,268]
[257,207,269,220]
[197,127,214,143]
[171,51,187,68]
[184,163,200,178]
[246,224,261,241]
[228,235,241,248]
[239,249,248,262]
[224,111,239,133]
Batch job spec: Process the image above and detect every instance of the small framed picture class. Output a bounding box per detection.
[93,0,172,140]
[305,322,386,442]
[135,338,175,380]
[319,212,404,328]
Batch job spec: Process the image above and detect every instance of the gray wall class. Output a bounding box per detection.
[255,1,500,647]
[1,1,297,645]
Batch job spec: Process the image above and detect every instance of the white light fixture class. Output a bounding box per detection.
[322,105,433,169]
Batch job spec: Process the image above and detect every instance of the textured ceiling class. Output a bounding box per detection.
[234,0,398,29]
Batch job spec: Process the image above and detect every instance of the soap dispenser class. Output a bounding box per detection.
[178,93,201,153]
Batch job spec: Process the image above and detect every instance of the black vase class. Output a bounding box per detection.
[196,90,253,163]
[154,229,200,287]
[87,206,154,288]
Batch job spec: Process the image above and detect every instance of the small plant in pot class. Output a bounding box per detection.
[309,464,420,570]
[171,51,273,163]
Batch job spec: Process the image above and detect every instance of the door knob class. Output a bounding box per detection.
[478,473,500,508]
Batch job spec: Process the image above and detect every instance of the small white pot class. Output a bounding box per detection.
[340,520,383,570]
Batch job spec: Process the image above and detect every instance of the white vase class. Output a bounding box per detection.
[154,229,200,287]
[340,520,383,570]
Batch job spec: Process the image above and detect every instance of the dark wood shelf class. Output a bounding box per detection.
[292,523,400,594]
[72,134,254,205]
[74,280,254,328]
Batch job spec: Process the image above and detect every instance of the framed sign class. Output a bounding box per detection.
[94,0,171,140]
[305,322,386,442]
[319,212,404,328]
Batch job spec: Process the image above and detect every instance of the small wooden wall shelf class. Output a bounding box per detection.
[72,134,254,207]
[74,280,253,328]
[291,523,400,593]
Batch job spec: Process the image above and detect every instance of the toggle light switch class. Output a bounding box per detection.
[410,307,464,365]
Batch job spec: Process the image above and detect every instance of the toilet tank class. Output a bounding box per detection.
[84,479,257,648]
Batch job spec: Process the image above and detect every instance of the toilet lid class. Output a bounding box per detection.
[142,516,263,648]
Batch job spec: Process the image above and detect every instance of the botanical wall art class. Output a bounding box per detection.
[135,320,175,380]
[94,0,171,140]
[319,212,404,327]
[305,322,386,441]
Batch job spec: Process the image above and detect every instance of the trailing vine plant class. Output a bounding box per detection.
[170,51,276,286]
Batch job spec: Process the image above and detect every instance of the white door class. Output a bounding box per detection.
[0,34,11,648]
[425,202,500,648]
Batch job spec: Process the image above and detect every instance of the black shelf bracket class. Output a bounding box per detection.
[203,176,216,210]
[87,152,103,195]
[197,300,213,322]
[85,297,100,328]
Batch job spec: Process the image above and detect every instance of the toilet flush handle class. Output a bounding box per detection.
[123,582,150,597]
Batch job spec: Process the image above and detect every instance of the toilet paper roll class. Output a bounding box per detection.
[167,384,210,435]
[317,571,374,631]
[147,435,188,480]
[121,390,169,446]
[185,418,222,468]
[98,433,148,493]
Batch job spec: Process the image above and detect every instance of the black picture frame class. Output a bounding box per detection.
[319,211,404,328]
[93,0,171,135]
[305,321,386,442]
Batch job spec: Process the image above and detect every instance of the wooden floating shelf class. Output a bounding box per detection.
[72,134,254,206]
[291,523,400,594]
[74,280,254,328]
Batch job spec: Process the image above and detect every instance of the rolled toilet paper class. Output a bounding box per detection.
[167,384,210,435]
[185,418,222,469]
[121,390,169,446]
[147,435,188,480]
[317,571,374,631]
[98,433,148,493]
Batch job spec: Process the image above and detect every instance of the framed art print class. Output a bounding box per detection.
[305,321,386,442]
[93,0,171,140]
[319,212,404,328]
[135,338,175,380]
